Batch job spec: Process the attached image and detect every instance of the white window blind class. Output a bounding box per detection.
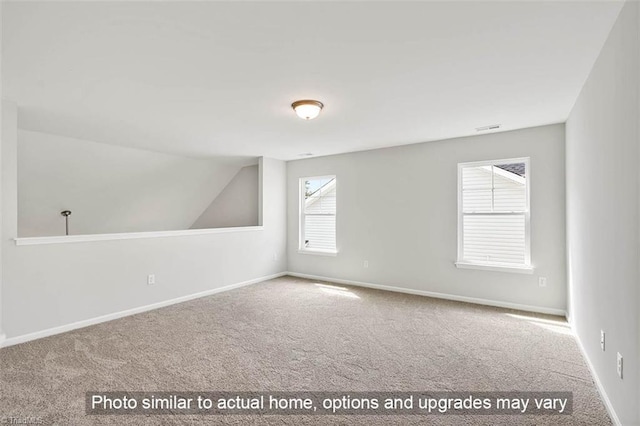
[300,176,336,253]
[458,159,530,268]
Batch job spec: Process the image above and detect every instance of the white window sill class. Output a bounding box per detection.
[298,249,338,257]
[14,226,264,246]
[455,261,534,274]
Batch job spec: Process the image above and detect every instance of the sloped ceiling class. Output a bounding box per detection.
[18,130,252,237]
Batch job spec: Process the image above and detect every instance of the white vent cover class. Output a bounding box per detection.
[476,124,501,132]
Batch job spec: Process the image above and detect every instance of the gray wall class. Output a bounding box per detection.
[2,101,287,339]
[0,142,2,338]
[0,2,4,343]
[287,124,566,313]
[566,2,639,424]
[191,165,259,229]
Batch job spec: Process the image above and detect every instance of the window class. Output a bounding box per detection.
[299,176,337,254]
[456,158,532,273]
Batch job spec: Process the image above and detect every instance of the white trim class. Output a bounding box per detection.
[286,272,565,316]
[455,261,534,274]
[0,334,5,347]
[0,272,286,348]
[14,226,264,246]
[298,249,338,257]
[299,175,337,252]
[573,328,622,426]
[457,157,531,169]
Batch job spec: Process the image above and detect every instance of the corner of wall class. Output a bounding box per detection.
[565,2,640,424]
[263,156,287,272]
[258,157,264,227]
[637,4,640,423]
[1,99,19,343]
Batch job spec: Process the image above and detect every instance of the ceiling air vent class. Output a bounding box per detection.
[476,124,501,132]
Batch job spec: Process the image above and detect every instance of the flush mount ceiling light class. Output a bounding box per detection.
[291,100,324,120]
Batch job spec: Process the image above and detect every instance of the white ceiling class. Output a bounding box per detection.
[2,1,623,160]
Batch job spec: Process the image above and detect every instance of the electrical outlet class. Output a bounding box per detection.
[600,330,605,351]
[538,277,547,287]
[363,260,369,268]
[147,274,156,285]
[617,353,623,379]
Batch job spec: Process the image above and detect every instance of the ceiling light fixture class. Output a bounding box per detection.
[292,100,324,120]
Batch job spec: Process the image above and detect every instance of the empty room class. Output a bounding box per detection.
[0,1,639,425]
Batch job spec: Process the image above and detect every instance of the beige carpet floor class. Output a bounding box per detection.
[1,276,610,425]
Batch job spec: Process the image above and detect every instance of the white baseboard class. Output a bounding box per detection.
[286,272,567,317]
[0,272,287,349]
[573,333,622,426]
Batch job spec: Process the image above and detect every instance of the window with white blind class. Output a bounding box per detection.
[299,176,337,254]
[456,158,532,273]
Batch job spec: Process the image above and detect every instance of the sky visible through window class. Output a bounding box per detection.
[306,178,334,197]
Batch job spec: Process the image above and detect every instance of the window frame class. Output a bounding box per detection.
[298,175,338,256]
[456,157,533,274]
